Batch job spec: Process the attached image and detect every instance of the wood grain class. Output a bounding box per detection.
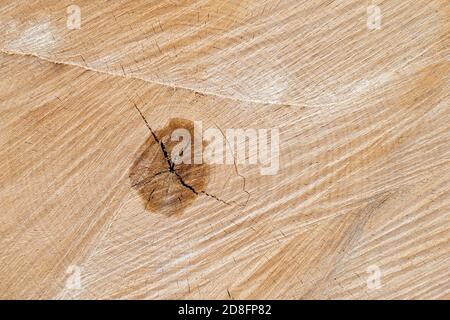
[0,0,449,299]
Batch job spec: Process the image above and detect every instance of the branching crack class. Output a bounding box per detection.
[132,102,231,206]
[214,123,251,208]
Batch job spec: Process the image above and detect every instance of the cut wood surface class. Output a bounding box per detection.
[0,1,449,299]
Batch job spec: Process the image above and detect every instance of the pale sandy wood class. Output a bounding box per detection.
[0,0,449,299]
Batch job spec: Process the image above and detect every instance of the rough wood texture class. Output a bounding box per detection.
[0,1,449,299]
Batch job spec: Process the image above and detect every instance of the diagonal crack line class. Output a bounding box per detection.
[132,102,231,206]
[0,48,313,108]
[132,101,175,172]
[201,191,231,206]
[131,170,168,188]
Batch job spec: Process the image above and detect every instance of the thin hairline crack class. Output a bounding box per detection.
[132,102,231,206]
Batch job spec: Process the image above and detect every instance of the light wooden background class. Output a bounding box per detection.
[0,0,448,299]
